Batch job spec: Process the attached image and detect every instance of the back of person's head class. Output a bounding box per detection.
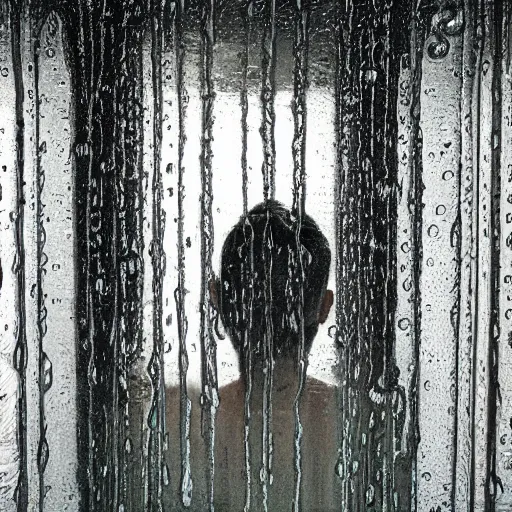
[218,200,331,364]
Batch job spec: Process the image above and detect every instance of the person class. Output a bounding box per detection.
[166,200,339,511]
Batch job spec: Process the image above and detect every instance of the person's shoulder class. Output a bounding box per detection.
[303,376,338,415]
[218,379,244,403]
[305,376,338,397]
[217,379,245,429]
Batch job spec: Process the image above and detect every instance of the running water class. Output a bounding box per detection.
[199,2,219,511]
[291,1,309,510]
[260,0,277,202]
[260,2,277,510]
[175,0,194,507]
[1,1,511,510]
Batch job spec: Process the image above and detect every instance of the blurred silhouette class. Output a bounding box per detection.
[167,201,339,511]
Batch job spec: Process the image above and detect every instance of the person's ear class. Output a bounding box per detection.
[209,276,219,309]
[318,289,333,324]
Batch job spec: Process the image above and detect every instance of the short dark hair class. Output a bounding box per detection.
[219,200,331,362]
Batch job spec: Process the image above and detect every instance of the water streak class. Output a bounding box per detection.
[199,1,218,510]
[174,0,193,506]
[260,0,276,201]
[147,1,166,507]
[291,1,309,510]
[240,2,254,510]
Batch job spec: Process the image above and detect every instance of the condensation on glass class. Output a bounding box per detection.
[0,1,511,511]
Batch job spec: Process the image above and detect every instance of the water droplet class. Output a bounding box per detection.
[163,463,170,486]
[428,225,439,238]
[124,438,133,453]
[442,170,454,181]
[444,10,464,35]
[500,434,507,445]
[335,460,343,479]
[424,380,431,391]
[181,465,193,506]
[46,47,55,58]
[427,37,449,60]
[42,353,53,393]
[426,258,434,267]
[366,484,375,505]
[436,204,446,215]
[1,67,9,77]
[422,472,432,481]
[37,437,49,473]
[402,278,412,292]
[398,318,410,331]
[328,325,337,338]
[365,69,377,83]
[401,242,410,253]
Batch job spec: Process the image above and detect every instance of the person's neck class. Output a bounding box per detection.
[244,357,307,408]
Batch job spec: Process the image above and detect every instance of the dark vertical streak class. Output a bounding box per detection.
[470,0,484,507]
[261,212,274,512]
[111,22,121,511]
[85,1,106,506]
[147,0,165,509]
[240,0,252,216]
[241,216,255,512]
[84,1,98,507]
[33,26,48,511]
[199,1,218,509]
[63,0,92,507]
[453,0,476,507]
[404,4,428,510]
[333,2,352,507]
[10,0,28,508]
[381,2,400,510]
[240,2,253,509]
[121,5,147,507]
[487,0,502,507]
[291,1,309,511]
[65,1,147,508]
[260,1,277,508]
[335,1,404,509]
[174,0,193,506]
[260,0,276,202]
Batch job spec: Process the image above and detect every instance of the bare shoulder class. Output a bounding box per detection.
[305,375,338,393]
[216,379,245,431]
[218,379,244,405]
[303,376,338,409]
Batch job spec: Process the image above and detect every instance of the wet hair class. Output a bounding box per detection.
[219,200,331,362]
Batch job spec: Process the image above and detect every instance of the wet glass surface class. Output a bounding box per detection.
[0,1,511,511]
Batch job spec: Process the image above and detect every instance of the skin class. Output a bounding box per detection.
[165,286,339,511]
